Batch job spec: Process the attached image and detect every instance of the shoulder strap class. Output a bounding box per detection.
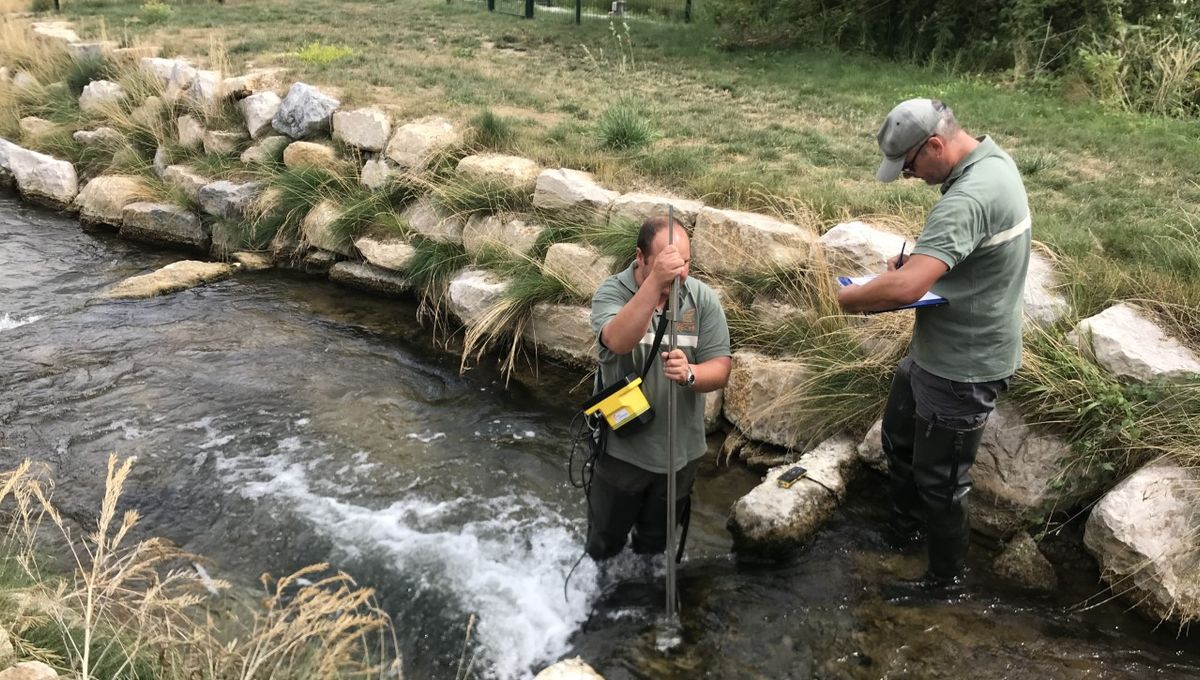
[641,309,670,379]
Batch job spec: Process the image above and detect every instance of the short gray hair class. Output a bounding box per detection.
[932,100,961,136]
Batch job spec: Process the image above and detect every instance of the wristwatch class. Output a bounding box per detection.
[685,365,696,388]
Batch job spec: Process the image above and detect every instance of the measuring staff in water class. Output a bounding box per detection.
[583,214,731,561]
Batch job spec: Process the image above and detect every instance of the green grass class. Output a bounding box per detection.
[596,98,658,150]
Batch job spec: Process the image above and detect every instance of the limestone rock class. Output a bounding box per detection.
[272,82,340,139]
[189,69,222,110]
[73,126,123,147]
[67,40,117,61]
[333,107,391,152]
[523,303,594,367]
[9,146,78,206]
[1024,250,1070,328]
[120,201,207,250]
[400,197,464,244]
[704,388,724,434]
[329,261,410,296]
[231,251,273,271]
[1084,464,1200,623]
[532,168,618,212]
[385,116,462,169]
[0,624,13,669]
[73,175,149,227]
[693,207,816,276]
[240,135,288,165]
[203,130,248,156]
[818,221,909,275]
[222,68,288,98]
[734,438,798,472]
[534,657,605,680]
[12,71,39,91]
[239,91,282,139]
[79,79,125,114]
[610,191,704,227]
[302,249,341,273]
[542,242,614,299]
[354,236,415,271]
[177,114,205,151]
[19,116,56,140]
[131,95,165,128]
[198,180,261,221]
[360,158,396,191]
[301,200,352,256]
[0,660,58,680]
[456,153,540,192]
[283,141,339,171]
[856,419,886,474]
[448,268,511,327]
[141,57,191,86]
[1068,303,1200,382]
[0,138,17,184]
[153,146,170,178]
[104,260,234,299]
[163,165,211,202]
[992,532,1058,592]
[722,351,811,450]
[749,295,817,330]
[728,435,860,555]
[31,21,80,44]
[462,213,545,258]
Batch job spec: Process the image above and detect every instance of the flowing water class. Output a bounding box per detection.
[1,191,1198,679]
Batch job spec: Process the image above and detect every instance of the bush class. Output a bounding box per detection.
[295,41,354,66]
[1076,18,1200,116]
[597,99,658,150]
[140,0,174,25]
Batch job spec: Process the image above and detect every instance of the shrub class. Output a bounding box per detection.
[597,99,657,150]
[140,0,174,25]
[295,41,354,66]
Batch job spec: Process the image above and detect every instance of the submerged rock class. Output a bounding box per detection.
[103,260,234,299]
[992,532,1057,592]
[329,261,410,296]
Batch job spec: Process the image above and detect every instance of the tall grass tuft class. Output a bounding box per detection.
[468,109,516,151]
[597,99,658,151]
[432,175,533,220]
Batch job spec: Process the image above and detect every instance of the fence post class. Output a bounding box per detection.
[684,0,692,22]
[575,0,581,25]
[525,0,534,18]
[488,0,495,11]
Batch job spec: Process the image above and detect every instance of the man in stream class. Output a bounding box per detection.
[837,99,1031,592]
[585,214,732,563]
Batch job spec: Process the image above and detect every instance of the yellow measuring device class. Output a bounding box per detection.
[582,373,654,434]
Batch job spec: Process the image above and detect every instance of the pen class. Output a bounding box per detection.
[897,241,906,269]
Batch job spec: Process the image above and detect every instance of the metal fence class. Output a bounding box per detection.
[472,0,692,23]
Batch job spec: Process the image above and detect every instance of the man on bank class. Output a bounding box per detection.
[837,99,1031,587]
[586,214,732,561]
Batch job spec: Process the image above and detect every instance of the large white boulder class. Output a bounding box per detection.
[462,213,545,258]
[705,388,724,434]
[354,236,415,271]
[384,116,462,170]
[272,82,340,139]
[523,303,594,367]
[203,130,248,156]
[239,91,282,139]
[1024,249,1070,328]
[72,127,123,148]
[162,165,211,202]
[722,351,811,450]
[1069,303,1200,382]
[400,197,464,244]
[30,21,80,44]
[9,147,78,206]
[728,435,860,555]
[0,138,22,183]
[333,107,391,152]
[532,168,618,212]
[67,40,118,61]
[542,242,614,299]
[818,220,909,275]
[456,153,540,192]
[360,158,396,191]
[120,202,207,250]
[329,262,410,296]
[188,69,222,110]
[222,68,288,98]
[610,191,704,227]
[693,207,816,276]
[78,79,125,114]
[1084,464,1200,623]
[103,260,234,299]
[448,268,511,327]
[301,200,352,256]
[198,180,261,221]
[73,175,149,227]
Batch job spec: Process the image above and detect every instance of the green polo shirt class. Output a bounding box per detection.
[590,264,731,473]
[910,136,1031,382]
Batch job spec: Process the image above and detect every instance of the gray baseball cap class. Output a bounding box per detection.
[875,98,940,182]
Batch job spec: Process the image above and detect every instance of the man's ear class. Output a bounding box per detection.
[635,247,645,267]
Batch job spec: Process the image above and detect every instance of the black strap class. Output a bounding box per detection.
[640,310,671,379]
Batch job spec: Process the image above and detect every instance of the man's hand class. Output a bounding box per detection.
[886,253,904,271]
[645,245,686,291]
[661,349,690,385]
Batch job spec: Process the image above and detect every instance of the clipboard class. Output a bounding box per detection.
[837,274,948,312]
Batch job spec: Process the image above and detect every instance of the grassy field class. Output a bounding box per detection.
[42,0,1200,340]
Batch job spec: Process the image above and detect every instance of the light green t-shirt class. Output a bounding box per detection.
[911,136,1031,382]
[590,264,731,473]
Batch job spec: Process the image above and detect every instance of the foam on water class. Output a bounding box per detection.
[0,312,43,331]
[214,450,600,680]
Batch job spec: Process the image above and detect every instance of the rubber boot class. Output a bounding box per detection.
[912,414,986,582]
[881,365,924,551]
